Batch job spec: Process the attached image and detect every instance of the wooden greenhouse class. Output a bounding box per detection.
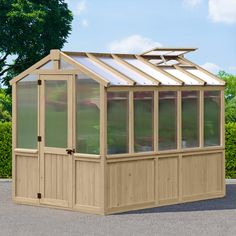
[10,48,225,215]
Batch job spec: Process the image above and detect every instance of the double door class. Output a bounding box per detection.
[39,75,73,208]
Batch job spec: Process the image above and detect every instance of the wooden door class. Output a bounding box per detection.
[39,74,73,208]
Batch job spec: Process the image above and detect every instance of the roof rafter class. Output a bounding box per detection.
[10,55,51,85]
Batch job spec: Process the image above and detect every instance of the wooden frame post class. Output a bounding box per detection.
[100,85,107,214]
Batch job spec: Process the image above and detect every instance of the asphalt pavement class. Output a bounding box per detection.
[1,181,236,236]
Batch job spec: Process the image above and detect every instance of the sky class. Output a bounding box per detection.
[63,0,236,75]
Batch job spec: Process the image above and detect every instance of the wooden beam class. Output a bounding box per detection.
[112,54,160,85]
[50,49,60,61]
[136,55,184,86]
[86,53,135,85]
[10,55,51,85]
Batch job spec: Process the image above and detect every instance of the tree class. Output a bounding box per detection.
[218,71,236,101]
[0,0,73,93]
[218,71,236,123]
[0,88,11,122]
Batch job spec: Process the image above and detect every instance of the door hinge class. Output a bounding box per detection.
[38,79,42,85]
[37,193,42,199]
[38,136,42,142]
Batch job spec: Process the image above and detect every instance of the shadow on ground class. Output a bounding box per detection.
[119,184,236,215]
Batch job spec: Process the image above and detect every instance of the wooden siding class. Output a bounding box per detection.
[44,153,69,201]
[182,152,223,199]
[157,156,179,203]
[107,159,155,208]
[74,160,101,208]
[15,154,38,199]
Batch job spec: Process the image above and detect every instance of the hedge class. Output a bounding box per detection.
[0,122,236,178]
[225,122,236,178]
[0,122,12,178]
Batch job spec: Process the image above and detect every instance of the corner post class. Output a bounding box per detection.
[100,85,108,214]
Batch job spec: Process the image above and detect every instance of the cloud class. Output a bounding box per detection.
[208,0,236,24]
[183,0,202,8]
[81,19,89,27]
[75,1,87,16]
[108,35,162,54]
[201,62,222,74]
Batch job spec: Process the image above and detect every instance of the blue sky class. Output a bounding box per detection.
[64,0,236,75]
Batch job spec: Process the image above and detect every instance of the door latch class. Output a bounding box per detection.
[66,148,75,155]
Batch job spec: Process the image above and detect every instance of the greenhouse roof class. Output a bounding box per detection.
[10,48,225,87]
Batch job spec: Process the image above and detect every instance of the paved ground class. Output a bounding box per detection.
[1,182,236,236]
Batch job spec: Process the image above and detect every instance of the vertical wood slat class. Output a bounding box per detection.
[12,84,16,199]
[39,75,45,198]
[72,74,76,207]
[100,85,107,213]
[67,75,73,207]
[221,90,226,195]
[177,91,182,150]
[199,90,204,148]
[154,91,158,152]
[129,91,134,153]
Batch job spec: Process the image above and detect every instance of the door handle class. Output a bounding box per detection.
[66,148,75,155]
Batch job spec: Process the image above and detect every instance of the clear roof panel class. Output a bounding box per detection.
[99,57,156,85]
[124,58,180,85]
[186,68,221,85]
[164,68,200,85]
[71,55,129,85]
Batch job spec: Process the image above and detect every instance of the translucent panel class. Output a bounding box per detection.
[186,69,221,85]
[99,57,155,85]
[76,74,100,154]
[164,68,200,85]
[158,60,179,66]
[124,58,179,85]
[158,91,177,150]
[60,58,74,69]
[182,91,199,148]
[143,50,190,56]
[144,50,172,56]
[45,80,67,148]
[134,92,154,152]
[107,92,129,154]
[39,61,53,69]
[204,91,221,146]
[71,55,128,85]
[17,75,38,149]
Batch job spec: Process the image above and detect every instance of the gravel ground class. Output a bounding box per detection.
[1,182,236,236]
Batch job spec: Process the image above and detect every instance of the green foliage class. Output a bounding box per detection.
[0,0,73,92]
[225,122,236,178]
[218,71,236,123]
[0,122,12,178]
[218,71,236,102]
[0,88,12,122]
